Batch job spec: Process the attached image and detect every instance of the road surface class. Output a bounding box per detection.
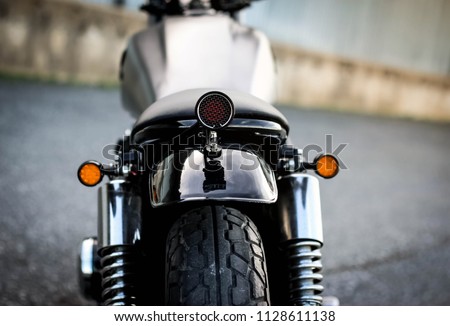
[1,79,450,305]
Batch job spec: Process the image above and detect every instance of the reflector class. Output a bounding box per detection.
[196,91,234,129]
[314,154,339,179]
[78,161,103,187]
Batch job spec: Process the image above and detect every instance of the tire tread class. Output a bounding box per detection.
[165,206,269,306]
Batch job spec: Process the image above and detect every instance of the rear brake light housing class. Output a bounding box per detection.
[195,91,234,129]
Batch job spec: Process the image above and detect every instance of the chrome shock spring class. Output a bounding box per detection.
[98,245,141,305]
[286,240,324,306]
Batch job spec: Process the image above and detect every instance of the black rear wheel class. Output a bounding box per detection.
[165,206,270,305]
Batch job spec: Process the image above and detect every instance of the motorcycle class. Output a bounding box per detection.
[77,0,340,306]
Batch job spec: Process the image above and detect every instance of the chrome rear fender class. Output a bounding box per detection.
[150,149,277,207]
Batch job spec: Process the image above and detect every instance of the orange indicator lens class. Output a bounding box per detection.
[78,162,102,187]
[315,154,339,179]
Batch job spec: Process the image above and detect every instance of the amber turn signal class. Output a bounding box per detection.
[314,154,339,179]
[78,161,103,187]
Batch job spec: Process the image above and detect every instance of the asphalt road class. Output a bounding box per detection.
[1,79,450,305]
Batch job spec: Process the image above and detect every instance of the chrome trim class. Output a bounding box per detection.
[98,179,142,248]
[229,119,283,131]
[78,237,101,301]
[132,119,286,145]
[150,149,278,207]
[80,237,96,276]
[276,174,323,244]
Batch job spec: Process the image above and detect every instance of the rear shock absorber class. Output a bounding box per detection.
[98,245,142,305]
[286,240,323,305]
[98,179,143,305]
[276,174,325,306]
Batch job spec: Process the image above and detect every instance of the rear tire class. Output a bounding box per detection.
[165,206,270,305]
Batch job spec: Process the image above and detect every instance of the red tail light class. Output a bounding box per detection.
[195,91,234,129]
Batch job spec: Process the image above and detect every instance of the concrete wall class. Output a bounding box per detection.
[243,0,450,78]
[1,0,450,121]
[0,0,147,84]
[274,44,450,121]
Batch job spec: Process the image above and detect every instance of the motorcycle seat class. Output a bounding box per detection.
[132,88,289,135]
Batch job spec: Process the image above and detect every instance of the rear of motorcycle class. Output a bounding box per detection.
[76,0,340,306]
[77,89,339,305]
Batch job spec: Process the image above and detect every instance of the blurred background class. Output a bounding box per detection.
[1,0,450,305]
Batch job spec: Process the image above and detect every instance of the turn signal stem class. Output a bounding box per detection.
[100,164,119,176]
[277,146,339,179]
[301,162,316,170]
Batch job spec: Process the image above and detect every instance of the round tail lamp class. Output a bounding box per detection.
[195,91,234,129]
